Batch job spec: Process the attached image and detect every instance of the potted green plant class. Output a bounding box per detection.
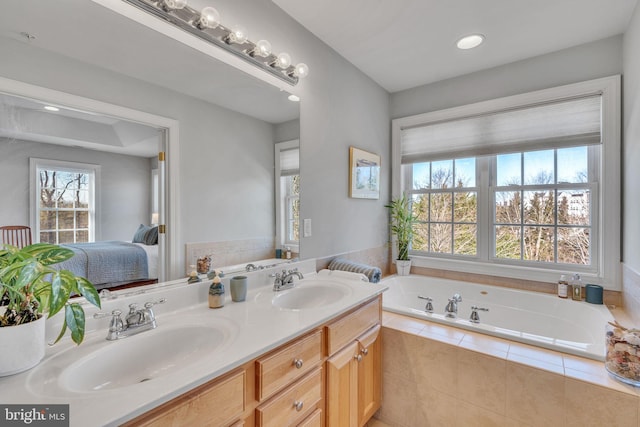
[385,193,416,276]
[0,243,101,376]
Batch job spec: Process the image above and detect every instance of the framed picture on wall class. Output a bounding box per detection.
[349,146,381,199]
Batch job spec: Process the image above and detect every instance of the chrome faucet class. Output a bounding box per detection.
[469,306,489,323]
[273,268,304,291]
[418,295,433,313]
[94,298,166,340]
[444,293,462,318]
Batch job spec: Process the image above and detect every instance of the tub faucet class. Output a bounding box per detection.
[445,294,462,318]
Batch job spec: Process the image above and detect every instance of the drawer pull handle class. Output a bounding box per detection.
[354,354,363,362]
[361,347,369,356]
[294,401,304,412]
[293,358,304,369]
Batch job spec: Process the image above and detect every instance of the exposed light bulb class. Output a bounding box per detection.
[292,63,309,78]
[252,39,272,58]
[227,25,248,44]
[288,94,300,102]
[196,6,220,29]
[161,0,187,11]
[456,34,485,50]
[274,52,291,69]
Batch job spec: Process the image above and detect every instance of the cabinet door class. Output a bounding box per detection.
[326,341,359,427]
[124,369,245,427]
[357,325,381,426]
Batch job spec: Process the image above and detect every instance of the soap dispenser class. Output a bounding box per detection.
[570,273,582,301]
[209,271,225,309]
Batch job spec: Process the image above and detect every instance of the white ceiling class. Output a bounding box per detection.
[0,93,161,157]
[273,0,638,92]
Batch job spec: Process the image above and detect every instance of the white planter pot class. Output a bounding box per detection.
[0,315,45,376]
[396,259,412,276]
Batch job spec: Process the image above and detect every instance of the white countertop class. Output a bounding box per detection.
[0,265,387,427]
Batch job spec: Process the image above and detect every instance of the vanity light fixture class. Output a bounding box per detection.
[195,6,220,30]
[44,106,60,112]
[456,34,485,50]
[123,0,309,85]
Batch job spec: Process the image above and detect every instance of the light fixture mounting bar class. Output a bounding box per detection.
[122,0,299,85]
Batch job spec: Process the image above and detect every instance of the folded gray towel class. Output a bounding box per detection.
[327,258,382,283]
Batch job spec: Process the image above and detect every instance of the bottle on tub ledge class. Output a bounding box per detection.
[570,273,583,301]
[557,274,569,299]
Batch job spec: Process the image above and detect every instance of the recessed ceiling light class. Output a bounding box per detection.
[288,94,300,102]
[44,105,60,112]
[456,34,485,50]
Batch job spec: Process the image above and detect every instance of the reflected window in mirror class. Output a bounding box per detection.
[284,174,300,244]
[275,140,300,252]
[30,158,100,244]
[151,168,159,225]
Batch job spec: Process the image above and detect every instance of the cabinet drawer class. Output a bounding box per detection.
[125,369,245,427]
[256,329,322,401]
[297,408,322,427]
[256,367,323,427]
[326,297,380,355]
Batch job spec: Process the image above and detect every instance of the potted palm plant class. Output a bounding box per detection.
[0,243,101,376]
[386,193,416,276]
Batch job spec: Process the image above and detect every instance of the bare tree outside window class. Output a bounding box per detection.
[405,146,592,267]
[38,166,92,244]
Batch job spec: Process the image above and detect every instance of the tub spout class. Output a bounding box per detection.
[445,294,462,318]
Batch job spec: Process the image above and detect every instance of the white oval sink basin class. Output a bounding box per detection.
[58,325,228,392]
[272,281,352,310]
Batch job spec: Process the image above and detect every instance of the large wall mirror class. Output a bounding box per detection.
[0,0,300,289]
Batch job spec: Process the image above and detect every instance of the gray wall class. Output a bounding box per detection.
[624,6,640,271]
[390,35,623,119]
[0,138,151,241]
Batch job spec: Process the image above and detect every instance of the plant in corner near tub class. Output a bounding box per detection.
[0,243,101,375]
[385,193,416,275]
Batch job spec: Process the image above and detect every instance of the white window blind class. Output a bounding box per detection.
[401,95,602,163]
[280,147,300,176]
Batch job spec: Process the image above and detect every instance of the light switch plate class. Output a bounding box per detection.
[303,218,312,237]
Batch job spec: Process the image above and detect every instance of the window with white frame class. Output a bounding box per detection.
[392,76,620,286]
[31,159,99,244]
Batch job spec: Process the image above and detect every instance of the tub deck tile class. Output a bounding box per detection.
[507,341,565,367]
[507,353,565,375]
[459,331,510,359]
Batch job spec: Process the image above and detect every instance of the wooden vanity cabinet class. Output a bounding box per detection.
[123,368,246,427]
[325,299,382,427]
[124,295,381,427]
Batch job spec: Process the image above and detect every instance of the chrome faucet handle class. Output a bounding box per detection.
[453,293,462,302]
[469,306,489,324]
[144,298,167,309]
[418,295,433,313]
[94,309,124,340]
[93,309,122,319]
